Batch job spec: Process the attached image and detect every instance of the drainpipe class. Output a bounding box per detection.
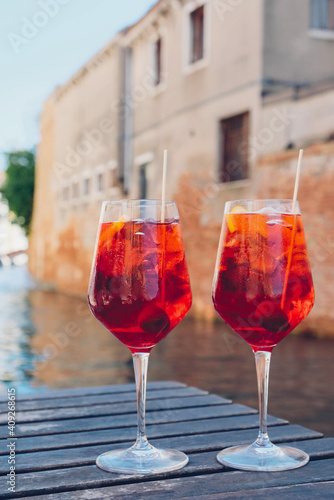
[119,46,133,195]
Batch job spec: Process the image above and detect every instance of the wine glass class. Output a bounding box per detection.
[212,199,315,471]
[88,199,192,474]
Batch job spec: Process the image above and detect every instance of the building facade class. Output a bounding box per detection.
[29,0,334,334]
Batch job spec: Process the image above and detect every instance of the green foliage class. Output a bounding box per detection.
[0,150,35,235]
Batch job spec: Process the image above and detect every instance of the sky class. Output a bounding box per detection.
[0,0,157,170]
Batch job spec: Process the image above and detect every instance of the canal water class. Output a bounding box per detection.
[0,265,333,437]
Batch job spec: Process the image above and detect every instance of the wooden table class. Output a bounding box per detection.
[0,381,333,498]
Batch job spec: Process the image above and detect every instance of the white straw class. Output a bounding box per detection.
[281,148,304,308]
[292,149,303,213]
[161,149,168,222]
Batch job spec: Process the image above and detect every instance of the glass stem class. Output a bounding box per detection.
[132,352,151,450]
[254,350,272,447]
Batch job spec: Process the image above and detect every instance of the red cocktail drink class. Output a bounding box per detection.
[89,219,192,352]
[212,212,314,352]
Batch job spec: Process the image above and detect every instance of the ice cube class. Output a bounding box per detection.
[143,274,159,300]
[139,221,158,245]
[256,206,282,215]
[266,219,292,228]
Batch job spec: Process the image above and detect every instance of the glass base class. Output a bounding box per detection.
[96,443,189,475]
[217,442,309,472]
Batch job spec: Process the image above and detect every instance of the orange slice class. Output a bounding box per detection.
[226,205,247,233]
[99,221,124,246]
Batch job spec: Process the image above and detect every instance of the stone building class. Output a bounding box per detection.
[29,0,334,335]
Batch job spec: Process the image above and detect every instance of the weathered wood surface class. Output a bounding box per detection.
[18,481,334,500]
[16,463,334,500]
[0,381,186,403]
[0,386,227,416]
[0,382,333,499]
[1,441,334,497]
[0,398,252,439]
[0,411,280,455]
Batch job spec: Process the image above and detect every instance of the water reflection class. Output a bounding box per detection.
[0,267,36,393]
[0,266,333,437]
[29,289,133,389]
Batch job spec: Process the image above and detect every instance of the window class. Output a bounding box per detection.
[62,187,69,201]
[219,112,249,183]
[183,1,210,72]
[97,173,104,192]
[153,38,162,86]
[108,165,117,188]
[311,0,334,30]
[139,164,148,199]
[72,183,79,198]
[83,178,90,196]
[190,6,204,63]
